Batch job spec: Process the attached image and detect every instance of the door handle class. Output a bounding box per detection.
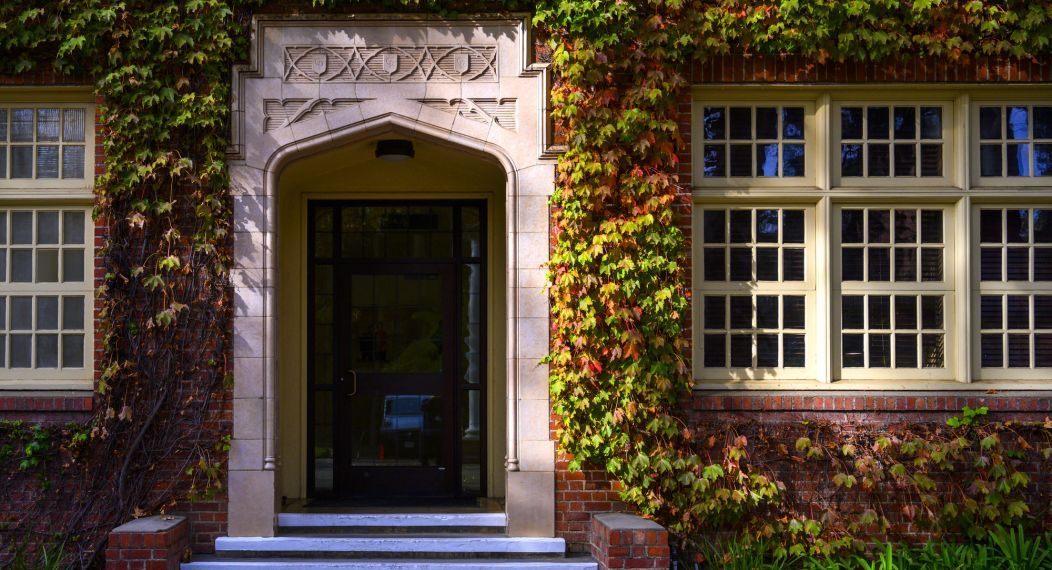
[342,370,357,397]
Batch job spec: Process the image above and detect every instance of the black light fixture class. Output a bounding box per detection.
[375,139,415,161]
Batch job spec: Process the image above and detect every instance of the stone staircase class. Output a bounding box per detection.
[182,513,597,569]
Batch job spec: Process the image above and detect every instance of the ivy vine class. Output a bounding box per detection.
[1,0,1051,566]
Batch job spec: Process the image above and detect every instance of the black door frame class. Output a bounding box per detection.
[306,199,487,499]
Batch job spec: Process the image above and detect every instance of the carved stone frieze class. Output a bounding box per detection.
[415,98,517,131]
[262,98,369,132]
[283,45,498,83]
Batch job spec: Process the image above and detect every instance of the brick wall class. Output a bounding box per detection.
[105,515,190,570]
[552,54,1052,552]
[589,513,670,570]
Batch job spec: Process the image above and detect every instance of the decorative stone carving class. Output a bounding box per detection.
[283,45,498,83]
[262,98,369,132]
[415,98,517,130]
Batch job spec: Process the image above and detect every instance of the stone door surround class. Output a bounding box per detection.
[227,15,557,537]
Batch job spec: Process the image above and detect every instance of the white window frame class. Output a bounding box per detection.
[0,89,94,391]
[692,204,817,380]
[832,100,955,188]
[692,99,817,188]
[970,101,1052,187]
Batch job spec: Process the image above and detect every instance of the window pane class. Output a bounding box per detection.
[920,144,942,176]
[842,248,864,281]
[62,145,85,179]
[842,107,863,139]
[36,296,58,329]
[895,296,918,329]
[755,108,777,139]
[703,334,725,367]
[920,211,943,244]
[729,249,752,281]
[1036,144,1051,177]
[980,210,1002,243]
[920,107,942,139]
[841,144,863,176]
[729,144,752,176]
[1036,335,1052,367]
[1007,143,1029,176]
[10,334,31,368]
[1008,334,1030,367]
[979,107,1002,139]
[843,334,864,367]
[756,248,778,281]
[10,250,31,282]
[729,211,751,243]
[11,146,32,178]
[0,146,6,178]
[1035,106,1052,139]
[1035,249,1052,281]
[783,108,804,139]
[63,109,86,142]
[1007,295,1029,329]
[1007,107,1029,140]
[922,334,944,367]
[36,250,58,282]
[869,296,891,329]
[36,334,58,368]
[981,334,1003,367]
[841,210,864,243]
[782,143,805,176]
[869,334,891,367]
[894,248,916,281]
[893,107,916,139]
[36,145,59,178]
[920,249,943,282]
[756,296,779,328]
[921,296,943,329]
[895,210,917,243]
[11,109,33,142]
[1038,296,1052,329]
[867,107,889,139]
[37,211,59,244]
[703,145,725,177]
[783,334,805,367]
[868,144,890,176]
[36,109,60,141]
[62,249,84,282]
[868,247,890,281]
[980,247,1002,281]
[843,296,865,329]
[703,107,725,140]
[11,211,31,244]
[784,296,805,329]
[980,144,1002,176]
[756,334,778,367]
[895,334,918,367]
[782,210,804,243]
[703,210,725,243]
[756,144,778,176]
[62,334,84,368]
[63,211,86,244]
[10,297,31,329]
[1006,248,1029,281]
[756,209,778,243]
[703,296,725,329]
[63,296,85,329]
[1007,209,1029,243]
[729,107,751,139]
[893,144,916,176]
[729,296,752,329]
[783,249,805,281]
[703,248,725,281]
[981,296,1002,329]
[0,109,6,141]
[730,335,752,367]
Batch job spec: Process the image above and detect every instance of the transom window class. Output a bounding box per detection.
[838,104,945,179]
[978,105,1052,177]
[701,106,806,178]
[0,106,88,181]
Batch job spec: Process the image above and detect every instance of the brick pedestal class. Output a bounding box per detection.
[589,512,670,569]
[105,515,188,570]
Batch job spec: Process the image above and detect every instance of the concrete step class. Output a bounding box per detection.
[214,536,567,559]
[184,557,597,569]
[277,513,507,535]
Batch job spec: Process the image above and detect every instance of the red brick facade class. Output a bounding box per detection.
[105,515,190,570]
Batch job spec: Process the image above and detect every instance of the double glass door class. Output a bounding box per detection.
[308,202,485,499]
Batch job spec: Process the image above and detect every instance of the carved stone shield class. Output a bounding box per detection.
[383,53,399,74]
[311,52,327,75]
[453,53,470,75]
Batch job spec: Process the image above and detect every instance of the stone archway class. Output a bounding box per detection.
[227,15,557,538]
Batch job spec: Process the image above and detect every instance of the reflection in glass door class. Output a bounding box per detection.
[307,202,486,499]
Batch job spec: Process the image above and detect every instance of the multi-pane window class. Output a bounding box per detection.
[697,207,813,379]
[702,106,806,178]
[0,107,88,180]
[978,105,1052,177]
[839,105,945,178]
[0,209,92,376]
[837,207,953,378]
[975,208,1052,375]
